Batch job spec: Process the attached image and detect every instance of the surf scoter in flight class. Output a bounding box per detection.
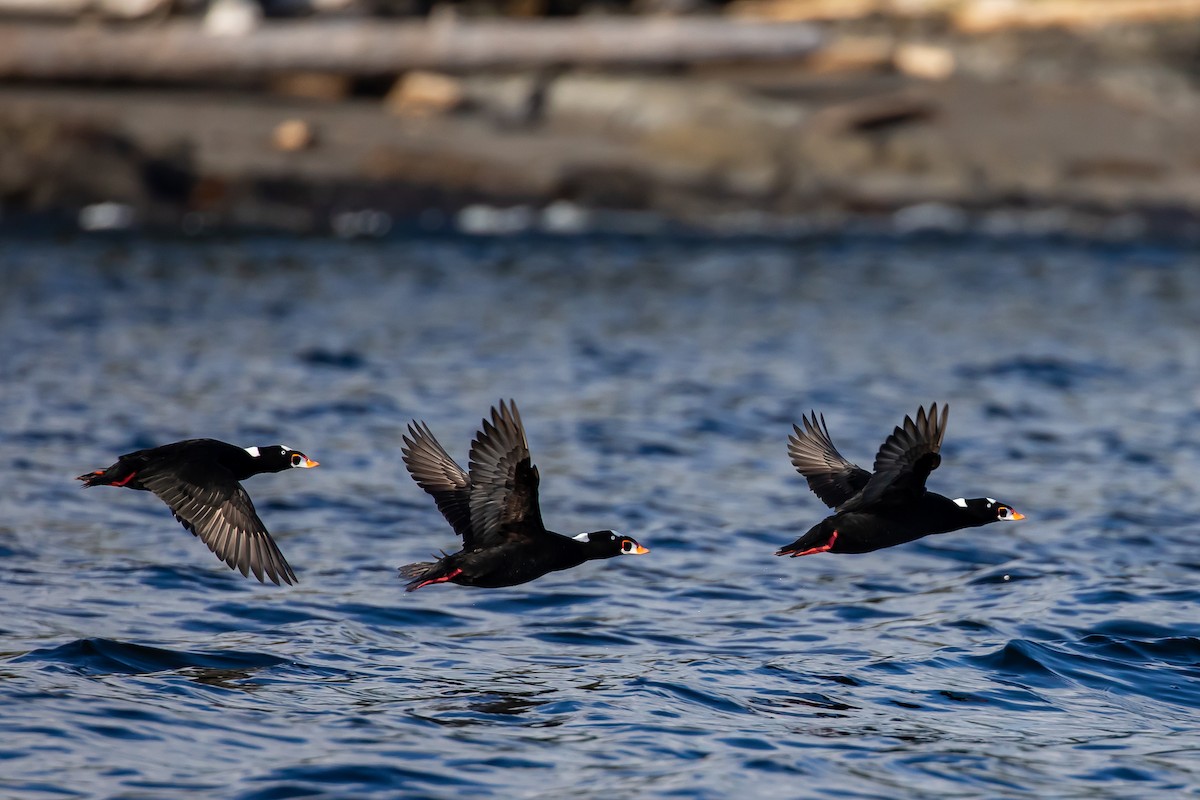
[77,439,317,585]
[776,403,1023,558]
[399,400,648,591]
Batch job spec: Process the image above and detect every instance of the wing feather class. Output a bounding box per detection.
[850,403,949,509]
[787,411,872,509]
[401,421,475,542]
[467,400,545,549]
[140,467,298,586]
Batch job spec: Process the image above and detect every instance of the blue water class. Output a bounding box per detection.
[2,234,1200,798]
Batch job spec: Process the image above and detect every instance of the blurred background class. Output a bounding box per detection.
[1,0,1198,237]
[5,4,1200,799]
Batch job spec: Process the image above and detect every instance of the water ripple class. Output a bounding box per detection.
[13,638,290,676]
[3,236,1200,798]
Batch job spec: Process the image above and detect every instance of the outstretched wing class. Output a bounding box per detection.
[139,464,297,586]
[402,421,474,541]
[851,403,949,509]
[467,400,545,550]
[787,411,871,509]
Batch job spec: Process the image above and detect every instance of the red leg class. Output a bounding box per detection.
[111,471,138,487]
[410,567,463,591]
[783,530,838,558]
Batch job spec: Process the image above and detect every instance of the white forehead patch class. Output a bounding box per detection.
[986,497,996,505]
[573,532,590,542]
[280,445,293,453]
[953,497,967,508]
[244,446,261,458]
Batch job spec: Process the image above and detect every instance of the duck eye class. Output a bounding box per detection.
[621,539,634,553]
[290,454,302,466]
[998,507,1009,519]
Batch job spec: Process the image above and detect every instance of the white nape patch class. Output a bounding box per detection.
[953,497,968,508]
[573,532,591,542]
[986,497,996,505]
[244,446,261,458]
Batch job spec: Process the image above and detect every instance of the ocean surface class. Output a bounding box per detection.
[2,233,1200,799]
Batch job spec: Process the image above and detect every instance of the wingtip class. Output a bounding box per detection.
[931,402,949,450]
[401,419,431,457]
[498,397,522,424]
[492,398,519,421]
[487,398,527,450]
[907,402,949,448]
[76,470,105,486]
[267,558,298,586]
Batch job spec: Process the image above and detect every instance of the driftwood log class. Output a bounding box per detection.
[0,18,823,81]
[0,0,166,18]
[728,0,1200,30]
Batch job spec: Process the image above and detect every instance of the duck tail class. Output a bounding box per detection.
[776,520,839,558]
[76,464,137,488]
[398,557,464,592]
[76,470,108,487]
[398,561,437,582]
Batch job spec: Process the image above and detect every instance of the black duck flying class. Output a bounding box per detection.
[777,403,1023,558]
[78,439,317,585]
[399,400,648,591]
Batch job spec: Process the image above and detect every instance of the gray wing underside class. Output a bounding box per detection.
[402,421,475,541]
[140,467,297,585]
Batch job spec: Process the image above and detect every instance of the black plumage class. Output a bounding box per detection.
[777,403,1023,557]
[399,400,648,591]
[77,439,317,585]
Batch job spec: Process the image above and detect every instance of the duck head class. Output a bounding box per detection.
[245,445,319,473]
[572,530,650,559]
[952,497,1024,523]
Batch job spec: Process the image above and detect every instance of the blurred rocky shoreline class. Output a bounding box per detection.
[1,0,1199,238]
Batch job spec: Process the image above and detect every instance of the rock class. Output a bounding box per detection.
[0,113,193,219]
[457,204,536,235]
[204,0,262,37]
[892,200,968,233]
[802,36,895,74]
[272,118,316,151]
[385,71,465,117]
[459,74,543,126]
[79,201,136,231]
[894,43,956,80]
[539,199,589,233]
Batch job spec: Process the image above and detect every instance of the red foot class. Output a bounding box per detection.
[411,567,463,591]
[781,530,838,558]
[111,471,138,487]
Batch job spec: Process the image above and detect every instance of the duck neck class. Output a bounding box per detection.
[922,494,990,533]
